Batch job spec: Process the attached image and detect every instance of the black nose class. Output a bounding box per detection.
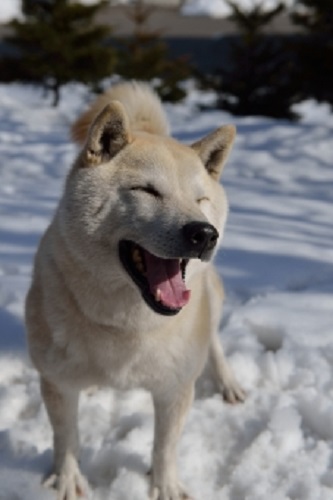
[183,221,219,259]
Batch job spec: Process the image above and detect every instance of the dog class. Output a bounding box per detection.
[25,81,244,500]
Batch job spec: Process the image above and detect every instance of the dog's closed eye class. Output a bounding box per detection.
[197,196,210,204]
[130,185,161,198]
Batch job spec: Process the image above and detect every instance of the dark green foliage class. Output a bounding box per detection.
[291,0,333,106]
[0,0,117,105]
[227,1,285,38]
[214,2,301,120]
[115,1,192,102]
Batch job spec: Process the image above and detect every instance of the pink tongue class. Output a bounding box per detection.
[144,250,191,309]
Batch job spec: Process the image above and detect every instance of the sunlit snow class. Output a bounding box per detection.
[0,81,332,500]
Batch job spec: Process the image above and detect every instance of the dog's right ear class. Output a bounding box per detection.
[83,101,131,167]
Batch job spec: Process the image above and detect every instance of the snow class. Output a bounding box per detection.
[181,0,232,17]
[181,0,294,17]
[0,0,22,23]
[0,0,300,23]
[0,80,333,500]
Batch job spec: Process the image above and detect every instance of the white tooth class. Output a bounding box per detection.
[155,289,162,302]
[132,249,141,263]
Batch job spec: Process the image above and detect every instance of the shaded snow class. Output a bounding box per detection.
[0,82,333,500]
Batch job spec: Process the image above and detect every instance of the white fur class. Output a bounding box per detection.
[25,81,244,500]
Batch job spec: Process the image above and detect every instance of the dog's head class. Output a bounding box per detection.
[62,101,236,316]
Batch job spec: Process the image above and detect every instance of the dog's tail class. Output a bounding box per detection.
[71,81,170,145]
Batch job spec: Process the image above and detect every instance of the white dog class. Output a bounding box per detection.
[25,81,244,500]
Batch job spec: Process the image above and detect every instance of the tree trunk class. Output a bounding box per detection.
[51,83,60,107]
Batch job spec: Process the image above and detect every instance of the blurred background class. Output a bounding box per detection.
[0,0,332,119]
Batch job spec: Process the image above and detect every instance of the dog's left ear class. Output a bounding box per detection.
[192,125,236,180]
[83,101,131,167]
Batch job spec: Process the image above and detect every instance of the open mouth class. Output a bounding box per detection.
[119,240,191,316]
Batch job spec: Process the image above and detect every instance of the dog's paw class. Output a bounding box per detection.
[222,380,246,404]
[218,371,246,404]
[43,454,89,500]
[150,481,193,500]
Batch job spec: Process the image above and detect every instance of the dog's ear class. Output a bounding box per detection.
[192,125,236,180]
[83,101,131,167]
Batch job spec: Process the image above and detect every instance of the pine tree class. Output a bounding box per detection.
[0,0,117,106]
[115,0,192,102]
[214,1,300,119]
[291,0,333,105]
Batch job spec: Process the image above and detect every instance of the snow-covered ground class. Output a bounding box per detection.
[0,81,333,500]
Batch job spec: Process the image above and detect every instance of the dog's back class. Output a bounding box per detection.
[71,81,170,144]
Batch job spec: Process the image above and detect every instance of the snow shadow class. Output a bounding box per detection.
[218,247,333,294]
[0,308,26,352]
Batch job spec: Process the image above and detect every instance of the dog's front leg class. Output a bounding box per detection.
[210,330,245,404]
[150,383,194,500]
[40,377,88,500]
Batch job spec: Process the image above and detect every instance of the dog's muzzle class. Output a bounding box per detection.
[118,222,219,316]
[182,221,219,260]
